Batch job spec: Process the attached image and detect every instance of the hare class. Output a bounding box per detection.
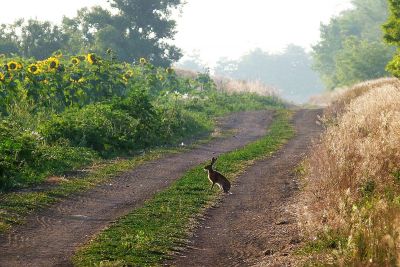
[204,157,231,193]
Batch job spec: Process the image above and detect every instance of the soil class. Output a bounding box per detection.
[0,110,274,267]
[170,109,323,267]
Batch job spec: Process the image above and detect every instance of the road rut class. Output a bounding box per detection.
[0,110,274,267]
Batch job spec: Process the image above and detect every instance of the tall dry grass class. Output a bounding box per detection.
[301,78,400,266]
[309,78,400,116]
[213,76,278,96]
[175,68,278,97]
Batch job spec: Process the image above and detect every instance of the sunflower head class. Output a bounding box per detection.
[71,57,80,65]
[87,53,98,65]
[139,58,147,65]
[7,61,20,71]
[166,67,174,74]
[47,57,60,70]
[0,72,5,82]
[123,71,133,82]
[28,64,40,74]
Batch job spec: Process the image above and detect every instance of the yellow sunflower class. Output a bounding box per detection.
[7,61,20,71]
[139,58,147,65]
[71,57,80,65]
[47,57,60,70]
[0,72,5,82]
[28,64,40,74]
[123,71,133,82]
[87,53,98,65]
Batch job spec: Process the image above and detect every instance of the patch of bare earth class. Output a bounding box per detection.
[0,110,273,267]
[169,109,323,267]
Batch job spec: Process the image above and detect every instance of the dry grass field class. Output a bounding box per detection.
[300,78,400,266]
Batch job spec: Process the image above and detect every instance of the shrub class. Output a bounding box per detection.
[0,121,38,190]
[0,120,97,191]
[40,103,139,156]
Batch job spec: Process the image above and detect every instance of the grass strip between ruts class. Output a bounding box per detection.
[73,109,295,267]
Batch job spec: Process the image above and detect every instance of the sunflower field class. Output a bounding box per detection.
[0,51,281,191]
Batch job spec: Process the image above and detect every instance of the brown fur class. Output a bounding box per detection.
[204,157,231,193]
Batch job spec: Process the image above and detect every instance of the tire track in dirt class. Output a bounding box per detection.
[0,110,274,267]
[170,109,322,267]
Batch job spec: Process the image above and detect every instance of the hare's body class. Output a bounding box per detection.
[204,157,231,193]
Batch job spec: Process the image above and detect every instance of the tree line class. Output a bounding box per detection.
[312,0,396,89]
[0,0,184,66]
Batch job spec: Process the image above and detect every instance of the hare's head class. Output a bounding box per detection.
[204,157,217,171]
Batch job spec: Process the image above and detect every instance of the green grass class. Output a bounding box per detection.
[0,148,181,233]
[0,118,239,234]
[73,109,295,267]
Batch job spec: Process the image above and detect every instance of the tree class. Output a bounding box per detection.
[175,51,206,72]
[0,22,20,56]
[0,19,69,59]
[20,19,68,59]
[111,0,184,65]
[383,0,400,77]
[384,0,400,46]
[67,0,184,66]
[313,0,394,89]
[0,1,184,65]
[215,45,324,103]
[335,38,394,86]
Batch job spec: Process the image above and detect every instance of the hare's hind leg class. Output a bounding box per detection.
[222,180,231,193]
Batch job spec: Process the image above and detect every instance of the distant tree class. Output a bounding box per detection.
[61,16,90,54]
[313,0,394,89]
[175,51,206,72]
[0,19,69,59]
[66,0,184,66]
[0,22,20,55]
[0,0,184,65]
[20,19,68,59]
[215,45,324,103]
[214,57,238,77]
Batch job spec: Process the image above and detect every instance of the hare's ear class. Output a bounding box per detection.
[211,157,217,164]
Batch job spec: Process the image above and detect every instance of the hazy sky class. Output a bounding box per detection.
[0,0,352,66]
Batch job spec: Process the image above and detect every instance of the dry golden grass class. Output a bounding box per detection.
[175,68,278,97]
[212,76,278,96]
[309,78,400,114]
[301,78,400,266]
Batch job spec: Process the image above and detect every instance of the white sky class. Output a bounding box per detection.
[0,0,352,66]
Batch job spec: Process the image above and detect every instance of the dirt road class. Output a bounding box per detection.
[171,109,322,267]
[0,110,274,267]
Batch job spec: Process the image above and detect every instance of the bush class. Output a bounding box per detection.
[0,121,38,190]
[40,103,139,156]
[0,120,97,191]
[111,89,159,148]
